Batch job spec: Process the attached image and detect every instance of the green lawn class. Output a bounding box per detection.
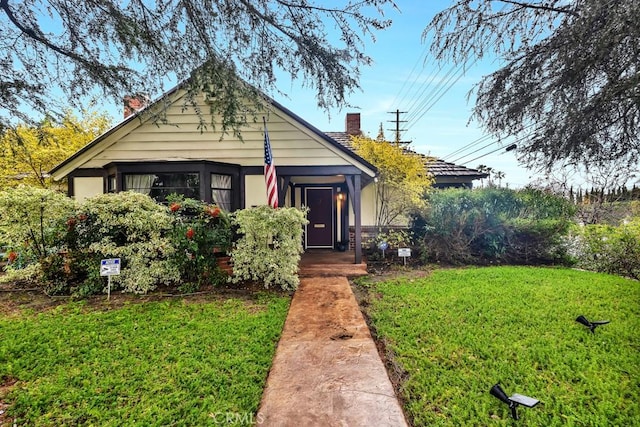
[0,293,290,426]
[361,266,640,426]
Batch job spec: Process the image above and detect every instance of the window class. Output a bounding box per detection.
[107,175,117,193]
[124,173,200,201]
[211,174,232,211]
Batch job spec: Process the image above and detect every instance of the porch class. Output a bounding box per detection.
[299,249,368,277]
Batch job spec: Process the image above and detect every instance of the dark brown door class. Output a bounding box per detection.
[306,188,334,248]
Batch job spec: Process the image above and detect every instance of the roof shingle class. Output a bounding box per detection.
[324,132,488,179]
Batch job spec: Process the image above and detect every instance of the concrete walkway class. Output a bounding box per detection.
[257,261,408,426]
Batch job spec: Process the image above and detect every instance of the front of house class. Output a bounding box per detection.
[50,88,378,263]
[51,87,486,264]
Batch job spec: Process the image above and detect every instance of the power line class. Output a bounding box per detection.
[449,138,502,164]
[459,143,517,166]
[442,133,494,160]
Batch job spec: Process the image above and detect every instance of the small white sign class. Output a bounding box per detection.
[398,248,412,257]
[100,258,121,276]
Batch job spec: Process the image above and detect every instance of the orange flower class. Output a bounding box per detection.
[77,213,88,221]
[169,203,181,212]
[186,228,195,240]
[7,251,17,263]
[208,206,221,217]
[66,217,76,229]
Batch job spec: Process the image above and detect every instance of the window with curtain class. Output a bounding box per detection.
[124,173,200,201]
[211,173,232,211]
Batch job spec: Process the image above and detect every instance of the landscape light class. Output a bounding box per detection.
[490,383,540,420]
[576,315,610,333]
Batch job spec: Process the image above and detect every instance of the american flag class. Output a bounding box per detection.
[263,117,278,208]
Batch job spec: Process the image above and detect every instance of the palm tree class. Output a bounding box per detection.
[477,164,488,187]
[494,171,505,187]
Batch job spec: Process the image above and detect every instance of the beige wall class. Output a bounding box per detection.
[73,177,104,202]
[349,183,377,227]
[244,174,291,208]
[245,175,267,208]
[349,183,410,228]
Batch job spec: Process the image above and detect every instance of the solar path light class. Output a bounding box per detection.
[575,315,610,333]
[490,383,540,420]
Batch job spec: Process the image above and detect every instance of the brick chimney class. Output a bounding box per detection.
[123,94,149,119]
[345,113,361,136]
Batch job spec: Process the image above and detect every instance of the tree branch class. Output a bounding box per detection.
[495,0,578,17]
[0,0,95,68]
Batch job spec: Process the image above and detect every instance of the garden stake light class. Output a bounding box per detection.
[576,315,610,333]
[490,383,540,420]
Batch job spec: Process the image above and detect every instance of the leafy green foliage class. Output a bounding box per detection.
[0,295,289,426]
[425,1,640,172]
[351,135,434,227]
[569,217,640,280]
[64,192,179,294]
[365,227,414,262]
[0,110,111,189]
[230,206,308,291]
[1,187,307,295]
[365,267,640,426]
[1,1,394,134]
[412,188,575,265]
[166,196,233,290]
[0,186,76,279]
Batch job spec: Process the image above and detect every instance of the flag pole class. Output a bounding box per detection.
[263,116,278,208]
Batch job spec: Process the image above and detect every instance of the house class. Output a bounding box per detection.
[325,122,488,190]
[50,86,485,264]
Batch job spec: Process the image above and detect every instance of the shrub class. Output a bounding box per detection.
[230,206,308,291]
[66,192,179,294]
[411,188,575,265]
[166,196,232,290]
[0,186,76,283]
[569,217,640,279]
[364,227,415,262]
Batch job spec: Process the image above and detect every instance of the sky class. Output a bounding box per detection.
[92,1,534,188]
[268,1,534,188]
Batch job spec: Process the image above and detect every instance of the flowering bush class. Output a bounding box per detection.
[568,217,640,280]
[230,206,308,291]
[166,196,232,291]
[0,186,76,284]
[66,192,179,294]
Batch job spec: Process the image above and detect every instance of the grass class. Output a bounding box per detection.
[360,266,640,426]
[0,293,290,426]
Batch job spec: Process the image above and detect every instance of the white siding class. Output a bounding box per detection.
[74,91,367,172]
[73,177,104,201]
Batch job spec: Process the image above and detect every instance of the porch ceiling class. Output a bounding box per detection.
[290,176,346,185]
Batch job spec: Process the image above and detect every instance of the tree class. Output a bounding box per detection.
[351,135,434,227]
[0,110,111,189]
[1,0,396,136]
[476,164,489,187]
[425,1,640,172]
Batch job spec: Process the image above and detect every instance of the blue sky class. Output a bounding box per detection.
[269,1,534,188]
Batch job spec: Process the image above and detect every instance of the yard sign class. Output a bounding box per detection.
[100,258,121,300]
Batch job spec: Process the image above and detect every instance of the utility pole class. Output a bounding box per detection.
[387,109,411,146]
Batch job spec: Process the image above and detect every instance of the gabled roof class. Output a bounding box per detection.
[324,132,488,180]
[50,85,377,180]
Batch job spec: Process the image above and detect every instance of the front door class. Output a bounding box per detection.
[306,188,334,248]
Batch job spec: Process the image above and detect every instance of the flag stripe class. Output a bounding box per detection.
[263,117,278,208]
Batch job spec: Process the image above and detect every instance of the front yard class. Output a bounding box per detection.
[0,292,290,426]
[358,266,640,426]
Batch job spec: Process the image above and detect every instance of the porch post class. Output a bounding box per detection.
[353,174,362,264]
[278,176,291,207]
[344,175,362,264]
